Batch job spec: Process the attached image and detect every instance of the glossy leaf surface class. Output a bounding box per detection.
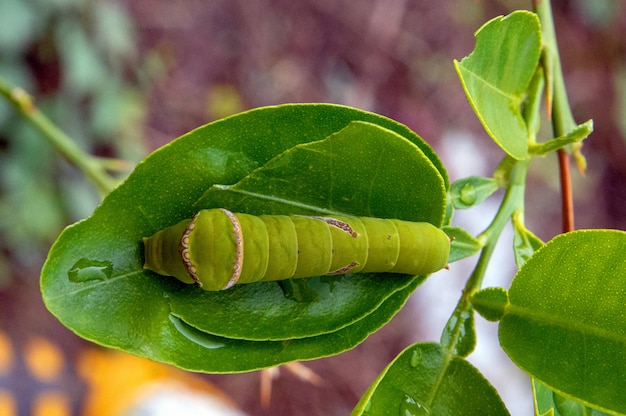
[440,308,476,357]
[501,229,626,414]
[455,11,542,160]
[449,175,499,209]
[533,379,613,416]
[351,342,509,415]
[166,121,448,341]
[471,287,508,322]
[41,104,447,372]
[512,220,544,268]
[444,225,481,263]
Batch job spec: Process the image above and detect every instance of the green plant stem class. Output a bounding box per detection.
[0,75,118,195]
[534,0,576,137]
[442,158,529,353]
[473,160,528,285]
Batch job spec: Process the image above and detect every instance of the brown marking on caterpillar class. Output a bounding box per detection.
[221,208,244,290]
[180,213,202,286]
[310,216,358,238]
[327,261,359,275]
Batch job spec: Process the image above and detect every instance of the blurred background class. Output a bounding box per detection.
[0,0,624,415]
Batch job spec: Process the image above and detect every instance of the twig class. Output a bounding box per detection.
[0,75,119,196]
[557,149,574,232]
[535,0,579,233]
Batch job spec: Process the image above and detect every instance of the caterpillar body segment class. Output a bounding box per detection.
[143,208,450,291]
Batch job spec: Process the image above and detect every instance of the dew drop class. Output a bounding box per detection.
[409,349,422,368]
[459,182,478,205]
[68,258,112,283]
[399,394,430,416]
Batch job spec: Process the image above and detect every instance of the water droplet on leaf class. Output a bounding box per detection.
[409,349,422,368]
[68,258,112,283]
[460,182,478,205]
[399,394,430,416]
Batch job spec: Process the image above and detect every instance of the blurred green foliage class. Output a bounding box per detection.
[0,0,147,286]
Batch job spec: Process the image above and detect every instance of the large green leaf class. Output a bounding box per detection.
[455,11,542,160]
[170,120,445,341]
[196,120,445,223]
[41,104,448,372]
[500,230,626,414]
[351,342,509,415]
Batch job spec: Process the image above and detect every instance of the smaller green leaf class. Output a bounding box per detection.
[533,379,613,416]
[444,226,482,263]
[450,176,500,209]
[455,11,542,160]
[534,378,557,416]
[529,120,594,156]
[441,309,476,357]
[351,342,510,416]
[512,214,544,268]
[500,229,626,415]
[472,287,508,322]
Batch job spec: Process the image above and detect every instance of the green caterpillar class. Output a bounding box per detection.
[143,208,450,291]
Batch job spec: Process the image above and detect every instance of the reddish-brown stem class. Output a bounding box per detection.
[557,149,574,232]
[535,0,578,233]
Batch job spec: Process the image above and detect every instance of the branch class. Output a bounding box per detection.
[534,0,580,232]
[0,75,119,196]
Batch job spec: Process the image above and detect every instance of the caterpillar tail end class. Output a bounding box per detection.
[142,227,196,285]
